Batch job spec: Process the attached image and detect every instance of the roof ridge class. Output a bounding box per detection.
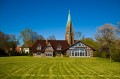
[49,40,66,41]
[37,40,66,41]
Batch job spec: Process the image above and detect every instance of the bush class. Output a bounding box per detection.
[28,52,33,56]
[111,49,120,62]
[0,48,8,56]
[99,52,110,58]
[93,51,99,57]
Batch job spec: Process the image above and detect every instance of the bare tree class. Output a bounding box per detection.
[20,28,45,47]
[0,31,19,56]
[47,35,56,40]
[74,31,82,40]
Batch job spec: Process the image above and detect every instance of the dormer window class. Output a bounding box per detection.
[46,46,53,50]
[45,42,53,51]
[37,45,41,50]
[57,47,61,50]
[57,44,62,50]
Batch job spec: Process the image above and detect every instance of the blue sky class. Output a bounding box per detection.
[0,0,120,40]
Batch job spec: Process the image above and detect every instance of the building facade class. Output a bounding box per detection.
[32,40,69,57]
[66,41,94,57]
[31,11,94,57]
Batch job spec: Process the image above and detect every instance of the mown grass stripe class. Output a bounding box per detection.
[0,57,120,79]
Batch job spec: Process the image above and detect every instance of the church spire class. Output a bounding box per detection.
[66,10,71,26]
[65,10,74,45]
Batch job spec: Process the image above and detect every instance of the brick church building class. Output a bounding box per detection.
[31,11,94,57]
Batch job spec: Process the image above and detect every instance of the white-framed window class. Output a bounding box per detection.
[56,44,62,50]
[37,45,41,50]
[37,52,41,55]
[46,46,54,51]
[57,47,61,50]
[46,53,53,57]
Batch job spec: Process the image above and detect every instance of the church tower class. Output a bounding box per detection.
[65,10,74,45]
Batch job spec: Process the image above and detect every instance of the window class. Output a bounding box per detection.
[72,52,74,56]
[78,52,79,56]
[57,47,61,50]
[80,52,82,56]
[82,44,84,46]
[37,45,41,50]
[57,44,62,50]
[79,43,81,46]
[75,52,77,56]
[77,43,81,46]
[85,52,87,56]
[79,48,84,52]
[46,46,53,50]
[37,52,41,55]
[46,53,52,57]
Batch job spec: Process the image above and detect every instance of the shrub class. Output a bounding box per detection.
[111,49,120,62]
[99,52,110,58]
[28,52,33,56]
[0,48,8,56]
[93,51,99,57]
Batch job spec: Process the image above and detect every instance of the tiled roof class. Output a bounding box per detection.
[32,40,70,53]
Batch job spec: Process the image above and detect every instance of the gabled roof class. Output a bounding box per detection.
[21,43,33,48]
[57,44,62,48]
[32,40,70,53]
[64,40,96,51]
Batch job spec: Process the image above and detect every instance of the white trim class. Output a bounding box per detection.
[69,48,90,57]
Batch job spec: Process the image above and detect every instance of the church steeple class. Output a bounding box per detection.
[66,10,71,26]
[65,10,74,45]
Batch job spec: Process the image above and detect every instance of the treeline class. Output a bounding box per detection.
[0,31,19,56]
[82,23,120,62]
[0,28,56,56]
[0,23,120,62]
[95,23,120,62]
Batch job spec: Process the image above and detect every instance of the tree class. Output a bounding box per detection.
[32,32,45,41]
[95,24,117,43]
[47,35,56,40]
[20,28,45,47]
[95,24,117,62]
[110,40,120,62]
[82,38,99,50]
[0,31,9,56]
[8,35,19,56]
[74,31,82,40]
[0,31,19,56]
[117,22,120,37]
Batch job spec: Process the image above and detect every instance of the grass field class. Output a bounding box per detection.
[0,56,120,79]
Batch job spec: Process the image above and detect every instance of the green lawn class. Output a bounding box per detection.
[0,56,120,79]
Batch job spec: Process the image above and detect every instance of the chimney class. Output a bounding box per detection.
[46,39,48,44]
